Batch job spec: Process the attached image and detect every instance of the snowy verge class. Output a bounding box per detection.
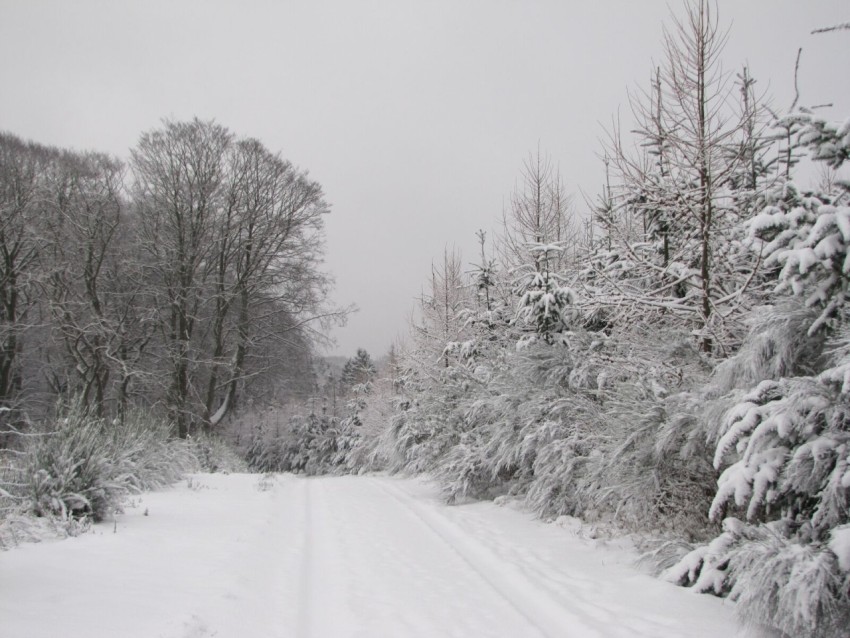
[0,473,775,638]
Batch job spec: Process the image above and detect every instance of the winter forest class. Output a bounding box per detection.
[2,2,850,637]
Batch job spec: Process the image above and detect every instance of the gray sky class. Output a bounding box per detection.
[1,1,848,359]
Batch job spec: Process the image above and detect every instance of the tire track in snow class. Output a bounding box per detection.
[295,478,313,638]
[370,478,605,638]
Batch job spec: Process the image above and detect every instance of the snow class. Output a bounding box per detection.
[829,525,850,572]
[834,208,850,243]
[0,473,760,638]
[208,395,230,426]
[747,209,783,236]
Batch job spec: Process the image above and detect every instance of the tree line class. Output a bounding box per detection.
[384,2,850,636]
[0,119,340,439]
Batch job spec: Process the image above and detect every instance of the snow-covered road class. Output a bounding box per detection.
[1,474,753,638]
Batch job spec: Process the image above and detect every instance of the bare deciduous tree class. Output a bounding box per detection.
[499,149,578,275]
[596,0,775,354]
[411,246,466,370]
[131,120,340,435]
[132,119,232,436]
[43,152,124,416]
[0,135,49,413]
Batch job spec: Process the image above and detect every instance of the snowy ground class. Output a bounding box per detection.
[1,474,762,638]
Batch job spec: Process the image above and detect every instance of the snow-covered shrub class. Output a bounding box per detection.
[0,452,20,522]
[0,508,94,549]
[710,370,849,533]
[187,433,247,473]
[525,426,595,519]
[435,433,493,503]
[383,366,469,475]
[708,301,824,394]
[747,182,850,335]
[339,396,392,474]
[664,308,844,536]
[479,327,715,537]
[727,526,849,637]
[296,415,341,475]
[242,382,388,476]
[686,111,850,635]
[17,406,194,522]
[666,517,850,637]
[239,405,323,473]
[109,412,197,490]
[376,405,416,473]
[746,109,850,337]
[577,394,716,539]
[250,412,358,476]
[668,166,850,635]
[387,406,460,475]
[546,330,717,537]
[244,415,315,473]
[467,341,598,513]
[244,422,287,472]
[389,314,719,540]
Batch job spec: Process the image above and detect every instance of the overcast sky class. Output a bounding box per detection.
[1,1,848,359]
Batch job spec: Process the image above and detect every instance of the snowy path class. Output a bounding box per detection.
[0,474,753,638]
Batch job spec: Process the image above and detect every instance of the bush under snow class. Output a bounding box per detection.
[1,405,196,546]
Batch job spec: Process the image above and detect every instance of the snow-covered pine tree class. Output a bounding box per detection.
[384,246,473,477]
[514,243,577,346]
[340,348,377,394]
[748,112,850,335]
[669,104,850,638]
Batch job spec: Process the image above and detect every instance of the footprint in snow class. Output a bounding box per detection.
[180,615,218,638]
